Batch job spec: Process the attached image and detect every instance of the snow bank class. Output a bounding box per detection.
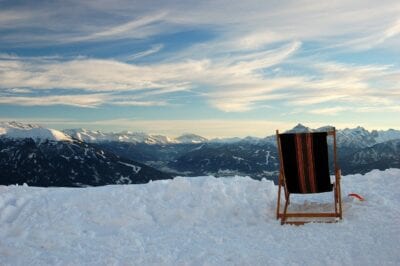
[0,169,399,265]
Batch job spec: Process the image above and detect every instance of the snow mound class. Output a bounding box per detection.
[0,121,71,142]
[0,169,399,265]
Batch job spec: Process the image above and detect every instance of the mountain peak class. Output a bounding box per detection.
[286,123,312,133]
[0,121,71,142]
[175,133,208,144]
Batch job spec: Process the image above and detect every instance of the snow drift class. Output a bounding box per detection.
[0,169,399,265]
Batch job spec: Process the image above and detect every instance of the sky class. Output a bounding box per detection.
[0,0,399,138]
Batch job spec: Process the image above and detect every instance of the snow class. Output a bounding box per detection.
[118,161,142,173]
[0,122,71,142]
[375,129,400,143]
[1,169,400,265]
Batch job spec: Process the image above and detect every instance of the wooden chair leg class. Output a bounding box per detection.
[276,178,282,220]
[284,186,290,205]
[334,184,338,215]
[281,193,290,225]
[336,169,343,219]
[338,181,343,219]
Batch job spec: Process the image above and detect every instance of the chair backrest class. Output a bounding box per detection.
[277,131,333,194]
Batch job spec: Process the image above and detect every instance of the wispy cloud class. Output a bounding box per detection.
[67,12,168,43]
[0,9,43,28]
[0,94,108,108]
[0,42,300,110]
[125,44,164,61]
[1,0,399,50]
[1,37,399,113]
[0,93,170,108]
[308,107,349,115]
[0,56,189,92]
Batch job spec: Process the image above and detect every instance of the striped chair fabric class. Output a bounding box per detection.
[279,132,332,194]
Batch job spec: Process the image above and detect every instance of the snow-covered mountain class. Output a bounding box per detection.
[174,133,208,144]
[63,123,400,147]
[63,128,176,144]
[285,123,400,147]
[63,128,206,144]
[337,126,379,149]
[209,137,243,143]
[0,121,71,142]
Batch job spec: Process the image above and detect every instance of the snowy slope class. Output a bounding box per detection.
[0,169,399,265]
[0,121,71,142]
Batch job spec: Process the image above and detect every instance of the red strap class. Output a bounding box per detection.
[348,193,365,201]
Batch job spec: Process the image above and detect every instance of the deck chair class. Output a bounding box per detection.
[276,128,342,225]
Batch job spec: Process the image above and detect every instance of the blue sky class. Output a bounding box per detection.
[0,0,399,137]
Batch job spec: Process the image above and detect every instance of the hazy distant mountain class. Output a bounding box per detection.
[63,123,400,147]
[63,128,176,144]
[64,128,207,144]
[174,133,208,144]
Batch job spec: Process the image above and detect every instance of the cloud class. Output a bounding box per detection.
[0,56,189,92]
[0,42,300,110]
[111,100,168,107]
[0,9,41,28]
[308,107,348,115]
[1,0,399,51]
[0,94,108,108]
[1,1,399,113]
[1,38,399,114]
[67,12,168,43]
[383,18,400,40]
[125,44,164,61]
[0,91,169,108]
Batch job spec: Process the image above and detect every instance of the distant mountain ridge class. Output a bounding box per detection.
[2,122,400,146]
[63,128,207,144]
[1,121,400,185]
[62,123,400,147]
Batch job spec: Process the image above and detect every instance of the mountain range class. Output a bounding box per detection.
[0,122,171,186]
[1,121,399,186]
[63,128,208,145]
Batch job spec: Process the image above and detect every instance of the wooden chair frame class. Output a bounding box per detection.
[276,128,342,225]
